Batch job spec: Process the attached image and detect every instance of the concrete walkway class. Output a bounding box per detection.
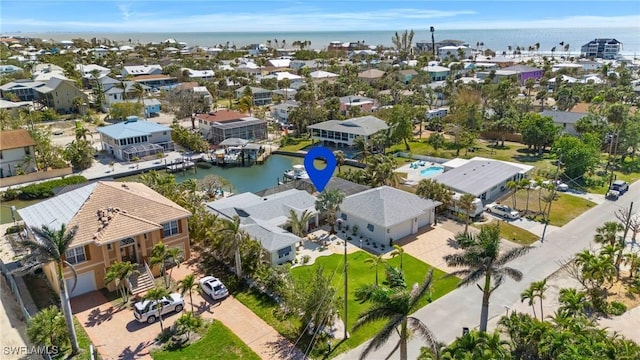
[337,181,640,360]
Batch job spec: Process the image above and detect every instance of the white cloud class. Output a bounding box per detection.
[435,15,640,30]
[117,4,131,21]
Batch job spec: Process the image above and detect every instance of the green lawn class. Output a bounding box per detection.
[507,189,597,227]
[152,321,261,360]
[0,198,41,225]
[236,251,458,358]
[473,221,539,245]
[279,139,312,152]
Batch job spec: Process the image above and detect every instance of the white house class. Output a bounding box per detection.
[206,189,319,265]
[0,129,37,178]
[309,70,339,81]
[338,186,440,248]
[76,64,111,78]
[96,116,175,161]
[272,101,299,123]
[122,64,163,77]
[438,45,472,60]
[182,68,215,80]
[308,116,388,147]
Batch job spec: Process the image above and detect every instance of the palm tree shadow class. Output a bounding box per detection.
[447,237,461,249]
[265,337,307,360]
[118,340,153,360]
[84,305,123,327]
[193,299,219,315]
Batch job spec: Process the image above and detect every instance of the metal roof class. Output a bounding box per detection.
[308,116,388,136]
[97,119,170,139]
[433,160,523,197]
[540,110,589,125]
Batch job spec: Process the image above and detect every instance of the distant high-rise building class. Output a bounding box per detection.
[580,38,622,59]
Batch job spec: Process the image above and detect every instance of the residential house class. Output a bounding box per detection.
[182,68,215,81]
[248,44,270,56]
[422,65,450,82]
[547,75,579,90]
[264,72,302,83]
[580,38,622,59]
[142,98,161,117]
[35,77,88,113]
[196,110,268,144]
[272,101,298,123]
[0,80,46,101]
[438,45,472,60]
[477,69,518,84]
[339,95,376,115]
[501,65,544,85]
[309,70,339,82]
[76,64,110,79]
[267,58,292,69]
[576,60,602,71]
[122,64,163,77]
[132,74,178,89]
[357,69,385,83]
[415,39,465,54]
[338,186,440,247]
[31,64,65,81]
[272,88,297,101]
[0,129,36,178]
[235,86,272,106]
[398,69,418,84]
[308,115,388,147]
[207,189,320,265]
[539,110,589,136]
[96,116,175,161]
[0,99,31,110]
[17,181,191,297]
[435,158,533,203]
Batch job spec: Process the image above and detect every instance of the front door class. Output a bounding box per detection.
[119,237,139,264]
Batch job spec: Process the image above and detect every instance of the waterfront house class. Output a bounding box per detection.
[308,115,388,148]
[122,64,163,77]
[235,86,272,106]
[196,110,267,145]
[422,65,450,82]
[207,189,320,265]
[580,38,621,59]
[435,158,533,203]
[272,101,299,123]
[96,116,175,161]
[18,181,191,297]
[0,129,36,178]
[415,39,466,54]
[35,77,88,114]
[357,69,385,83]
[338,186,440,248]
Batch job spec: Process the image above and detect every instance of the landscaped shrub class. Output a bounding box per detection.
[2,187,19,201]
[301,255,311,264]
[608,301,627,316]
[19,175,87,200]
[5,224,25,235]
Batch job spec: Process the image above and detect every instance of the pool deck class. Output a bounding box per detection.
[395,161,443,184]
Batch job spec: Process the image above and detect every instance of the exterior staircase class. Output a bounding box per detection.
[128,263,155,295]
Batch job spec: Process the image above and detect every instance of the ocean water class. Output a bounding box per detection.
[15,27,640,55]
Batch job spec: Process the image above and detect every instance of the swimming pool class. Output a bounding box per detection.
[420,165,444,177]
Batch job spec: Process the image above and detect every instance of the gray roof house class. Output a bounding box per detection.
[338,186,440,248]
[206,189,319,265]
[540,110,589,136]
[434,159,529,203]
[308,116,388,147]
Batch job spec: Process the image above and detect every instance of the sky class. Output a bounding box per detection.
[1,0,639,33]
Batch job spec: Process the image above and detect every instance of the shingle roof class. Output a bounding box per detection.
[433,160,522,196]
[340,186,440,227]
[540,110,589,124]
[0,129,35,150]
[358,69,385,79]
[501,65,542,73]
[308,116,388,136]
[17,181,190,247]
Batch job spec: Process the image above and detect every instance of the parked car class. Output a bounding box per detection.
[556,183,569,192]
[484,203,520,219]
[199,276,229,300]
[133,293,184,324]
[610,180,629,195]
[606,189,620,200]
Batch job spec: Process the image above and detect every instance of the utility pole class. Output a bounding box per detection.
[622,202,635,242]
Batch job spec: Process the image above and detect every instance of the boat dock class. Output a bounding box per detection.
[166,160,195,173]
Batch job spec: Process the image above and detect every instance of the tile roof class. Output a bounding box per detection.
[0,129,35,150]
[340,186,440,227]
[18,181,191,247]
[195,110,247,123]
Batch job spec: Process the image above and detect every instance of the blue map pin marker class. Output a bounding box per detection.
[304,146,336,192]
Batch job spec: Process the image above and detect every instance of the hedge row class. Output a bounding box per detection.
[17,176,88,200]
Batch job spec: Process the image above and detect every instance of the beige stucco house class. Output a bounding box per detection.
[18,181,192,297]
[0,129,36,179]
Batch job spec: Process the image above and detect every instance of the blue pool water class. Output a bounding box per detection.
[420,166,444,178]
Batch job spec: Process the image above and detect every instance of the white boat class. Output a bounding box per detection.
[284,164,309,179]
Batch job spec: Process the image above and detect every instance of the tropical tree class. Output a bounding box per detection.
[334,150,345,173]
[426,133,445,152]
[391,244,405,270]
[531,279,547,319]
[149,242,183,288]
[286,209,314,237]
[364,254,387,285]
[132,82,145,104]
[593,221,623,247]
[27,305,69,350]
[64,139,95,171]
[520,285,538,319]
[353,268,438,360]
[177,274,200,313]
[220,216,245,278]
[457,193,477,234]
[174,312,203,341]
[444,224,532,332]
[391,29,416,61]
[144,286,171,332]
[557,288,589,317]
[104,260,139,303]
[315,189,345,234]
[415,179,453,224]
[441,330,511,359]
[506,180,519,209]
[19,225,81,354]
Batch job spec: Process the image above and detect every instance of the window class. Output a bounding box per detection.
[65,247,87,264]
[367,224,374,232]
[24,147,31,155]
[163,220,179,237]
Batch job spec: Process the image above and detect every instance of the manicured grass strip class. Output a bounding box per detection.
[474,221,539,245]
[152,321,261,360]
[511,190,597,227]
[279,140,312,152]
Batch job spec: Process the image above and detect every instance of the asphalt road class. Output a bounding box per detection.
[337,181,639,360]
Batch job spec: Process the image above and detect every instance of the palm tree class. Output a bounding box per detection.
[520,286,538,319]
[19,225,80,354]
[391,244,405,270]
[315,189,345,235]
[27,305,68,349]
[144,286,170,332]
[175,312,203,340]
[132,82,145,104]
[506,180,519,209]
[221,216,245,279]
[334,150,345,173]
[531,279,547,319]
[557,288,588,316]
[520,178,532,214]
[286,209,314,237]
[415,179,453,224]
[594,221,623,247]
[177,274,199,312]
[149,242,183,288]
[444,224,532,332]
[457,193,477,234]
[166,247,184,283]
[353,268,438,360]
[104,260,139,303]
[364,254,386,285]
[353,135,370,161]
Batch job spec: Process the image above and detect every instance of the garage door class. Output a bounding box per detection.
[65,271,96,297]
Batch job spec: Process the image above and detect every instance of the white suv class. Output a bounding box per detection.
[133,293,184,324]
[485,203,520,219]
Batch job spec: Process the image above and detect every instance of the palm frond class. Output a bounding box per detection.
[499,266,524,282]
[408,316,438,354]
[457,268,486,287]
[383,340,401,360]
[353,306,400,331]
[358,314,404,360]
[494,246,532,266]
[409,269,433,308]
